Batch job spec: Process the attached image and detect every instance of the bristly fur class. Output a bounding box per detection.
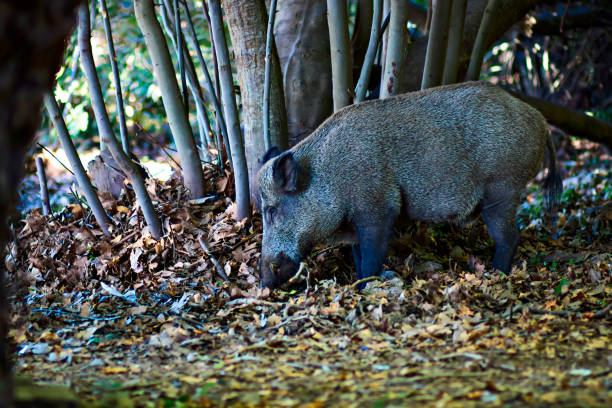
[256,81,564,288]
[543,131,563,213]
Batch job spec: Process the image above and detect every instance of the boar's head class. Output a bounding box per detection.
[255,148,317,289]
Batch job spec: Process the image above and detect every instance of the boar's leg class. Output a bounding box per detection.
[352,245,362,279]
[353,216,396,289]
[481,196,520,274]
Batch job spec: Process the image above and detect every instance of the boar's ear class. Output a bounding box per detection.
[262,146,282,164]
[272,152,298,193]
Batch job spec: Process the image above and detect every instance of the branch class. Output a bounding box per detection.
[512,92,612,148]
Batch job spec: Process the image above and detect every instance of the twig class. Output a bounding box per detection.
[509,303,611,319]
[111,229,139,248]
[32,308,121,321]
[35,157,51,216]
[198,235,229,281]
[286,262,308,286]
[135,123,182,169]
[36,143,75,176]
[350,275,382,289]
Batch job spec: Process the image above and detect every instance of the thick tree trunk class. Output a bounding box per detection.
[223,0,288,200]
[134,0,206,199]
[275,0,333,145]
[401,0,540,91]
[0,3,81,408]
[327,0,353,111]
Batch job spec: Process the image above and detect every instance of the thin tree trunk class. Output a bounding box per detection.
[35,157,51,216]
[79,3,162,239]
[99,0,130,154]
[158,2,214,162]
[355,0,382,103]
[400,0,540,92]
[327,0,353,111]
[263,0,279,152]
[201,1,226,164]
[421,0,452,89]
[43,92,112,236]
[224,0,288,202]
[380,0,409,98]
[208,0,251,221]
[351,0,373,71]
[275,0,333,145]
[134,0,206,199]
[466,0,500,81]
[442,0,467,84]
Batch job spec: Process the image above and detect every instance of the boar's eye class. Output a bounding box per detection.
[264,206,277,223]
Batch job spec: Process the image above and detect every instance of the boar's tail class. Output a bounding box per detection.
[543,131,563,213]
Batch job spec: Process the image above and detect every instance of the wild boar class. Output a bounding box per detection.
[256,81,562,289]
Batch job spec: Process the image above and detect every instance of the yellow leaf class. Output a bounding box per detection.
[116,205,130,214]
[102,366,128,374]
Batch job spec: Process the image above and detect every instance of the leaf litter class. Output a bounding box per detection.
[6,141,612,407]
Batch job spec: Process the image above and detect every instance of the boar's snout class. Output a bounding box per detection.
[259,253,299,289]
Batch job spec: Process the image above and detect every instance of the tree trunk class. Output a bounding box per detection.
[275,0,333,145]
[421,0,451,89]
[327,0,353,111]
[99,0,130,154]
[208,0,251,221]
[134,0,206,199]
[401,0,540,92]
[355,0,383,103]
[466,0,500,81]
[79,3,162,239]
[224,0,288,200]
[380,0,409,98]
[513,92,612,149]
[351,0,373,71]
[0,3,81,408]
[442,0,467,84]
[43,92,112,237]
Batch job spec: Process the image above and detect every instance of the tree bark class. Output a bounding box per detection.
[99,0,130,154]
[327,0,353,111]
[355,0,383,103]
[421,0,451,89]
[442,0,467,84]
[351,0,373,71]
[380,0,409,98]
[35,157,51,216]
[275,0,333,145]
[224,0,288,201]
[513,92,612,149]
[43,92,112,237]
[466,0,500,81]
[134,0,206,199]
[0,3,81,408]
[79,3,162,239]
[401,0,540,92]
[208,0,251,221]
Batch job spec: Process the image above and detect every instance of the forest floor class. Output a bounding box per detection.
[7,138,612,408]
